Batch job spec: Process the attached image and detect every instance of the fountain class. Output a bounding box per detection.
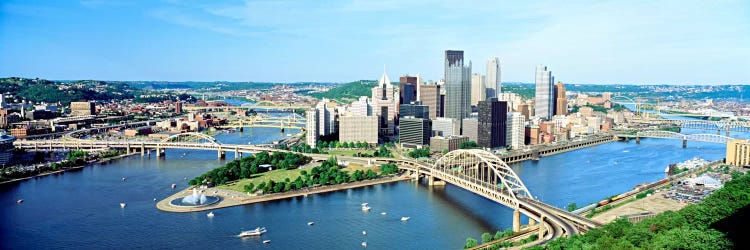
[169,188,221,207]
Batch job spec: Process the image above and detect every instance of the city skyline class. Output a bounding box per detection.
[1,1,748,84]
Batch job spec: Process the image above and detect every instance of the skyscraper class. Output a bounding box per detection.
[554,82,567,116]
[305,108,318,147]
[478,98,508,148]
[372,70,398,136]
[419,83,441,120]
[444,50,471,131]
[399,117,431,147]
[399,75,418,104]
[507,112,525,149]
[470,73,486,106]
[534,65,554,120]
[486,57,501,98]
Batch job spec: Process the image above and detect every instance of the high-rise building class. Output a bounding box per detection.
[470,73,486,106]
[507,112,525,149]
[443,50,472,131]
[554,82,567,116]
[70,101,96,117]
[399,117,431,147]
[349,96,373,116]
[174,101,183,113]
[305,108,318,147]
[478,98,508,148]
[486,57,501,98]
[498,92,521,112]
[372,70,398,136]
[461,118,478,142]
[727,139,750,167]
[399,102,429,119]
[315,98,337,136]
[0,94,5,108]
[534,65,554,120]
[418,84,440,120]
[338,115,378,144]
[399,75,418,104]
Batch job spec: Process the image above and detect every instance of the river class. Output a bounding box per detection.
[1,125,746,249]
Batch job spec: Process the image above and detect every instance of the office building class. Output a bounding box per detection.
[430,135,469,152]
[399,117,431,147]
[372,70,398,136]
[554,82,567,116]
[399,102,429,119]
[432,117,460,137]
[419,84,441,120]
[70,101,96,117]
[315,98,337,136]
[338,115,378,144]
[174,102,183,113]
[305,108,318,147]
[461,118,478,142]
[498,92,521,112]
[486,57,501,98]
[478,98,508,148]
[507,112,525,149]
[443,50,472,130]
[726,139,750,167]
[470,73,485,106]
[400,75,418,104]
[349,96,373,116]
[534,65,554,120]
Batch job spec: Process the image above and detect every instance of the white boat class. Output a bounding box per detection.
[400,217,410,221]
[153,198,157,201]
[207,212,215,218]
[381,212,387,215]
[308,221,314,226]
[664,166,670,173]
[238,227,267,237]
[362,241,367,247]
[171,184,177,189]
[122,177,126,181]
[16,199,23,203]
[361,206,371,211]
[120,203,126,208]
[362,230,367,235]
[361,203,368,206]
[263,240,271,244]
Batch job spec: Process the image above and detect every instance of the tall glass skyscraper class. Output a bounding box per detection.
[486,57,501,98]
[444,50,471,132]
[534,65,554,120]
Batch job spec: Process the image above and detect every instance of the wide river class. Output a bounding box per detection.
[1,126,745,249]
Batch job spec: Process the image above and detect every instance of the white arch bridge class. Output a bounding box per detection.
[14,137,600,244]
[617,130,736,147]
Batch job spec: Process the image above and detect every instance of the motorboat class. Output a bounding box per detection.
[120,203,126,208]
[361,203,368,206]
[171,184,177,189]
[153,198,157,201]
[263,240,271,244]
[122,177,126,181]
[362,230,367,235]
[400,217,410,221]
[381,212,387,215]
[361,206,371,211]
[207,212,215,218]
[16,199,23,203]
[307,221,314,226]
[362,242,367,247]
[238,227,267,237]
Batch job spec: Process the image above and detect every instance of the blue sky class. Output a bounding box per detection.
[1,0,749,84]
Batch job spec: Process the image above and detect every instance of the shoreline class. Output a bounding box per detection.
[0,152,137,186]
[156,174,409,213]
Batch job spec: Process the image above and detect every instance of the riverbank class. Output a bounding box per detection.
[0,152,137,186]
[586,160,724,222]
[156,174,409,213]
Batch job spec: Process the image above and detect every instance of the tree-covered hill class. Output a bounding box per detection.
[0,77,135,105]
[307,80,378,102]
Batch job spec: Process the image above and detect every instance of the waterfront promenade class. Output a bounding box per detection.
[156,174,409,213]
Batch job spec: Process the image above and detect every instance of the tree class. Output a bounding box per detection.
[465,237,478,249]
[366,169,377,179]
[567,202,577,212]
[494,230,503,240]
[481,232,493,244]
[244,183,255,193]
[460,141,478,149]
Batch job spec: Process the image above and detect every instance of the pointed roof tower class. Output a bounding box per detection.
[379,64,391,86]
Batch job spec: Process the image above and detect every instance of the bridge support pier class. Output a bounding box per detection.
[239,127,244,132]
[140,145,145,156]
[234,149,241,160]
[726,130,730,137]
[717,129,721,135]
[635,136,640,144]
[156,148,163,157]
[529,217,536,226]
[218,150,225,160]
[126,145,131,154]
[427,176,445,186]
[513,209,521,232]
[538,216,547,239]
[682,139,687,148]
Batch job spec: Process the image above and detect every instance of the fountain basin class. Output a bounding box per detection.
[169,196,221,207]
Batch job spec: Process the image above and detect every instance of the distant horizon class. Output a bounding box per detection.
[1,1,748,84]
[2,76,748,86]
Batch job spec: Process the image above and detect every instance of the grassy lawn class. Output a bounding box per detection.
[215,164,381,193]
